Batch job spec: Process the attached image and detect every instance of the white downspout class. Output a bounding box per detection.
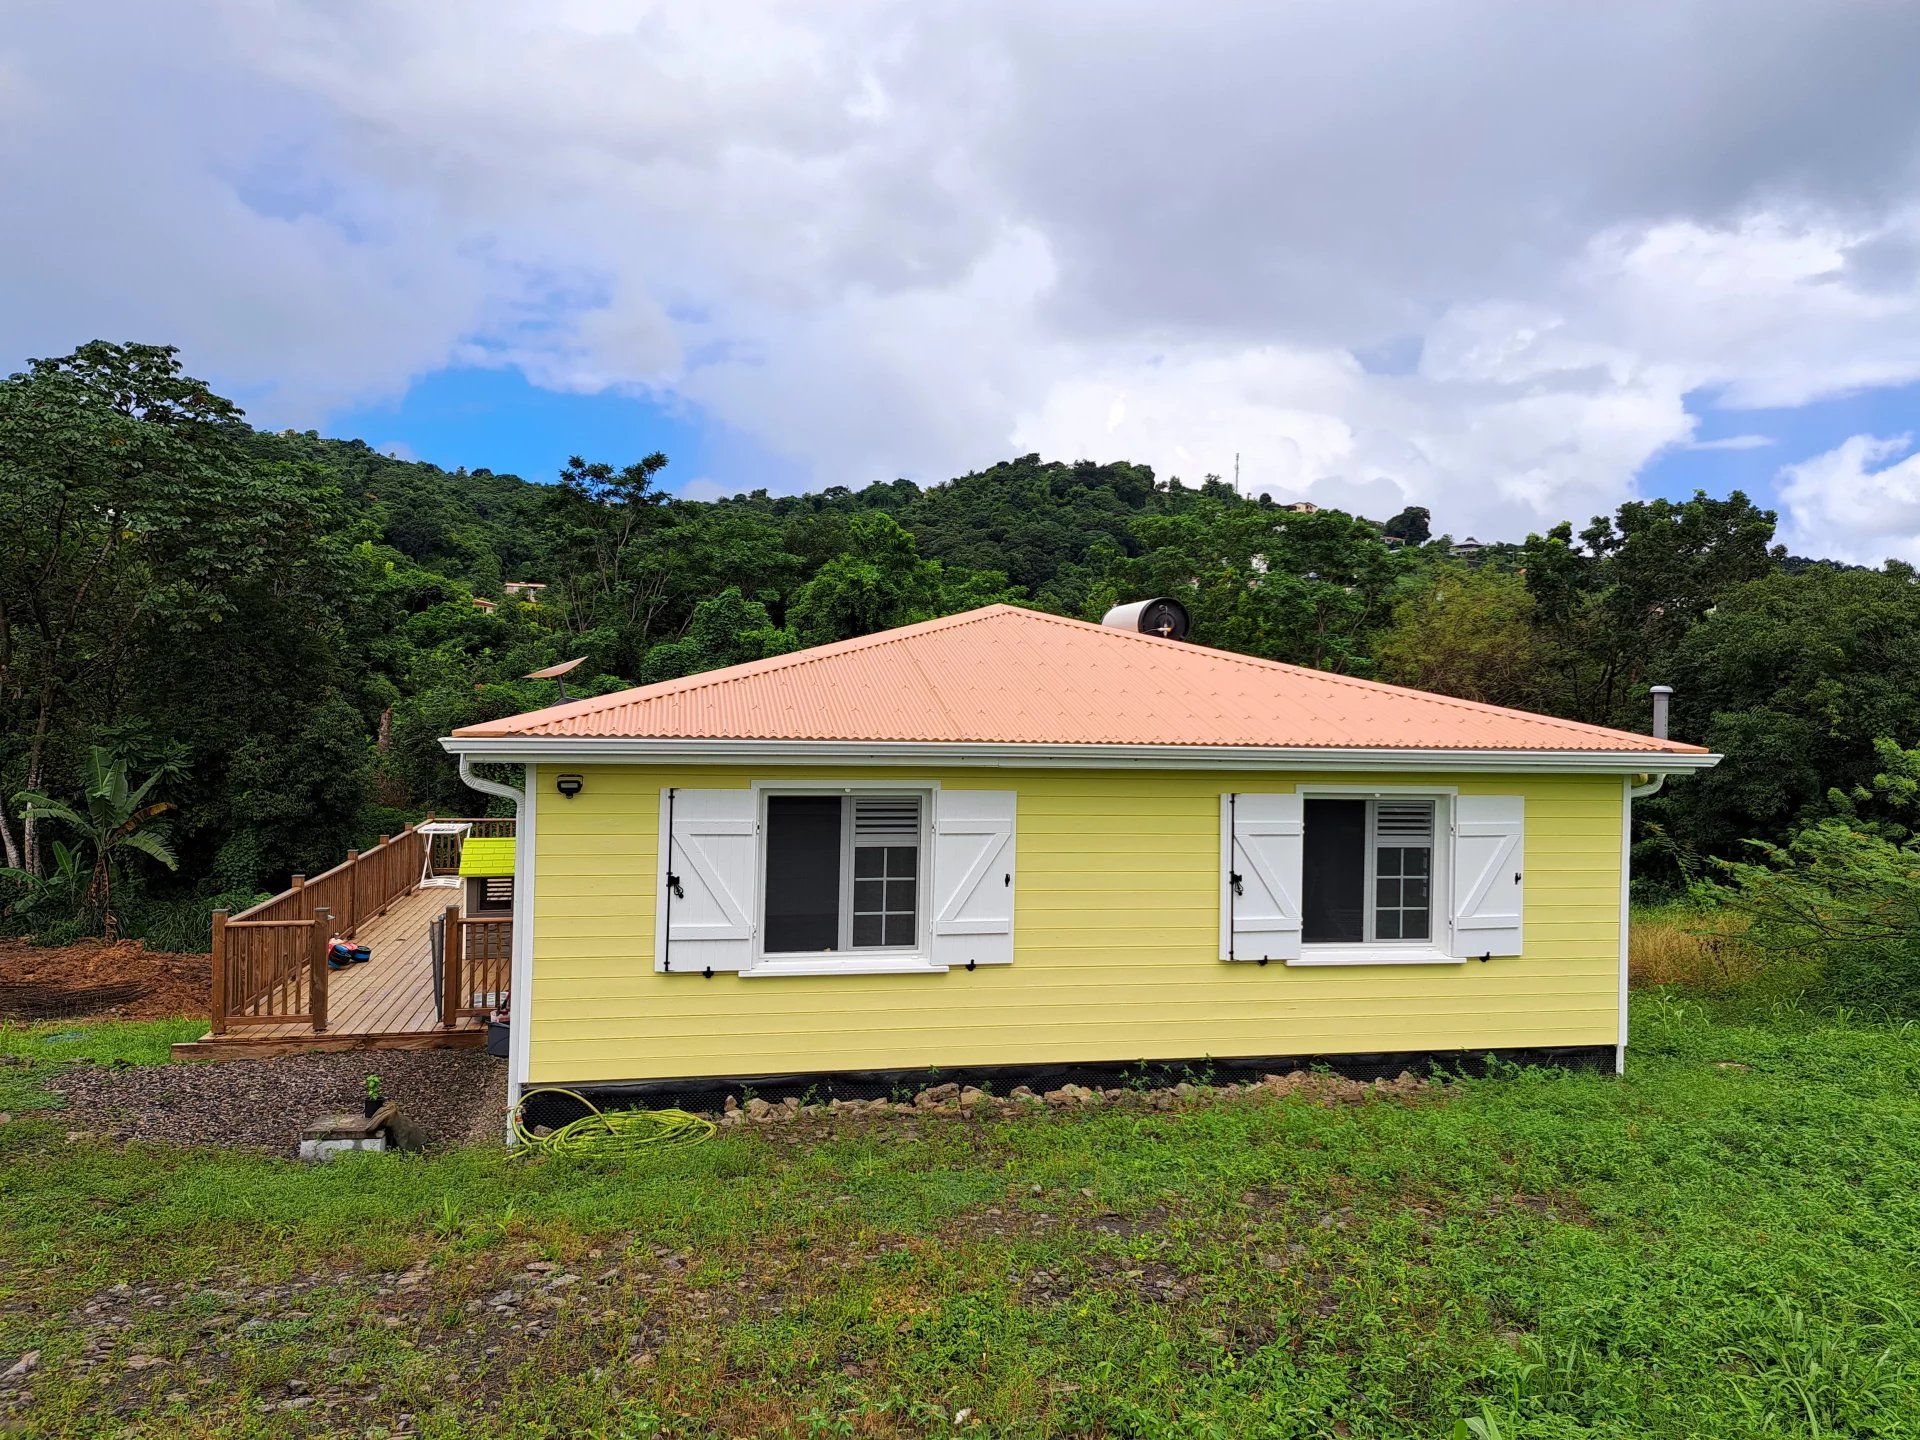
[456,754,531,1139]
[1616,666,1676,1076]
[1618,771,1665,1076]
[459,754,524,808]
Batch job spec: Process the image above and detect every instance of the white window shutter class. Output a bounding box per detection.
[930,790,1016,967]
[656,788,756,974]
[1452,794,1524,957]
[1222,793,1304,963]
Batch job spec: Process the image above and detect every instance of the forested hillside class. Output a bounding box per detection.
[7,341,1920,948]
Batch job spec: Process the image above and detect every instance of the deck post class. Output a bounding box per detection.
[343,850,359,936]
[375,836,392,919]
[310,907,331,1033]
[442,903,463,1028]
[290,873,306,924]
[209,909,229,1035]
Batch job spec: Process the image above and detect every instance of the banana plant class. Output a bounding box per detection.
[0,838,89,920]
[13,747,177,939]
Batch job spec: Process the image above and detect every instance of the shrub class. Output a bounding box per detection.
[123,889,268,954]
[1702,819,1920,1018]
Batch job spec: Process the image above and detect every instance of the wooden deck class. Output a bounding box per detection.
[173,886,491,1059]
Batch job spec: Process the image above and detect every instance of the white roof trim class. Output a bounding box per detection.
[440,735,1718,775]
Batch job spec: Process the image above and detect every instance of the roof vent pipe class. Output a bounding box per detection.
[1100,597,1192,641]
[1650,685,1673,742]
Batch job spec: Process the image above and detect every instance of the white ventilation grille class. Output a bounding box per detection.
[853,795,921,839]
[1374,800,1434,844]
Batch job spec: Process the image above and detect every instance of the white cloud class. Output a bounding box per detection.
[1688,435,1775,452]
[6,2,1920,544]
[1778,435,1920,564]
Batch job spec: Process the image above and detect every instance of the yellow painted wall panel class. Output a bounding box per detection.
[526,764,1624,1083]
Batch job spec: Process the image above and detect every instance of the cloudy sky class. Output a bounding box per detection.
[6,2,1920,556]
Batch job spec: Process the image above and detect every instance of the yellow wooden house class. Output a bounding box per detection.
[442,604,1715,1109]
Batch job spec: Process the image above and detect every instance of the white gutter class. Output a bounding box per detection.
[441,736,1719,776]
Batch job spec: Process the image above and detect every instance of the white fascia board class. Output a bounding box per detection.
[441,736,1720,775]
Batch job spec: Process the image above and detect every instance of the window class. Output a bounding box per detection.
[1302,797,1434,945]
[466,875,514,916]
[763,792,924,955]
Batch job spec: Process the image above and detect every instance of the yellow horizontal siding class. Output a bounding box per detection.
[527,765,1623,1084]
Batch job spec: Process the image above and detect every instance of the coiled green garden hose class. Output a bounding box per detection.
[509,1086,716,1156]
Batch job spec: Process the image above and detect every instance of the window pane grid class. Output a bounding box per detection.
[851,841,917,949]
[1373,841,1431,941]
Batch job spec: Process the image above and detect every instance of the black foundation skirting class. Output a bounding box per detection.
[529,1044,1616,1122]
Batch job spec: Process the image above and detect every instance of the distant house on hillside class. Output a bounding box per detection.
[1281,500,1320,514]
[1453,536,1486,559]
[442,602,1715,1122]
[504,581,547,602]
[471,597,498,613]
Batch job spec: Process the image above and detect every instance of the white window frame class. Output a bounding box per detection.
[1291,784,1462,967]
[747,779,945,977]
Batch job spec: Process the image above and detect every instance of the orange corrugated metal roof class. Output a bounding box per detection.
[451,604,1706,754]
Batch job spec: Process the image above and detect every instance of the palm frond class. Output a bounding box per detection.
[110,801,175,842]
[118,829,178,871]
[125,770,162,812]
[17,795,88,833]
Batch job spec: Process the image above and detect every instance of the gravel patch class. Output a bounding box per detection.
[46,1050,508,1155]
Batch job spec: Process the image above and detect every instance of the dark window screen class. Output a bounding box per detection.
[764,796,842,952]
[1302,798,1366,943]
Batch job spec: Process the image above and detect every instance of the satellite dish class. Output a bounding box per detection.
[525,656,588,701]
[1099,598,1192,641]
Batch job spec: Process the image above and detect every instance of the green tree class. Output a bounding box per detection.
[1375,566,1540,707]
[12,747,178,938]
[641,588,800,683]
[1521,491,1778,728]
[788,514,945,644]
[0,342,309,877]
[1655,565,1920,860]
[543,453,673,670]
[1095,502,1404,671]
[1383,505,1431,545]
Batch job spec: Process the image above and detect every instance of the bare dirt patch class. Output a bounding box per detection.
[46,1049,506,1154]
[0,937,207,1021]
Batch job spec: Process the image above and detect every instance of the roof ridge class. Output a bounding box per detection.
[1006,606,1664,749]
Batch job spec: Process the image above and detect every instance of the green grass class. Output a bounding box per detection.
[0,1018,203,1113]
[4,996,1920,1437]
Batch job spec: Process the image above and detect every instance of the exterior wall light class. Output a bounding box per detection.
[555,774,585,800]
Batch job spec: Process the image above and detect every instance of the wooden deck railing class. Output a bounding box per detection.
[209,817,511,1036]
[210,909,332,1030]
[437,905,513,1025]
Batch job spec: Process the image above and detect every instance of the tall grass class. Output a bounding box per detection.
[1630,903,1758,992]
